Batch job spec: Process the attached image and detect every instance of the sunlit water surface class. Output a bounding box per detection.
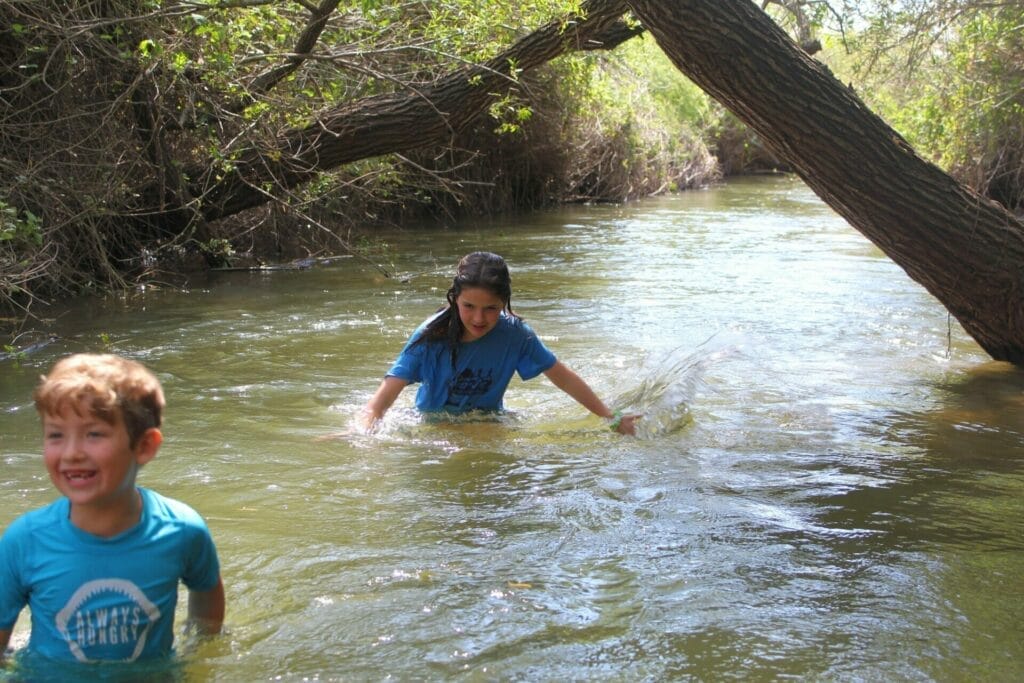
[2,176,1022,680]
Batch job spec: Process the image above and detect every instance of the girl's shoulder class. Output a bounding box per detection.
[497,313,536,336]
[407,309,447,343]
[415,309,445,331]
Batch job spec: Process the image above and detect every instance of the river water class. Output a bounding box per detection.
[1,176,1022,680]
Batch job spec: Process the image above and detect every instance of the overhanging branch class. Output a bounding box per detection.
[184,0,632,223]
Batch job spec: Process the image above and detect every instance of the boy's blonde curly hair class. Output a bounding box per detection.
[34,353,165,447]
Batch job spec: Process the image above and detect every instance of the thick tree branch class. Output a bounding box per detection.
[186,0,632,222]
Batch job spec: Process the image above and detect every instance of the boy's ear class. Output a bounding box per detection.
[134,427,163,465]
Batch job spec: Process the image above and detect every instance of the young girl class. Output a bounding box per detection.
[361,251,638,435]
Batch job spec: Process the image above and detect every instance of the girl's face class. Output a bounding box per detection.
[456,286,504,341]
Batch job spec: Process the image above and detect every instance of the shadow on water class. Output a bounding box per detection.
[775,362,1024,681]
[812,361,1024,550]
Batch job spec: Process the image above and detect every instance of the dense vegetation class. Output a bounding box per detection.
[0,0,1021,331]
[829,2,1024,215]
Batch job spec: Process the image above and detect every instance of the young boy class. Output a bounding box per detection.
[0,353,225,665]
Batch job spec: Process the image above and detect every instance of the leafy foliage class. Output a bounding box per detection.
[3,0,1019,326]
[823,2,1024,213]
[921,8,1024,212]
[0,0,720,323]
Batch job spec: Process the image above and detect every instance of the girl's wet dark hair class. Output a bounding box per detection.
[417,252,518,366]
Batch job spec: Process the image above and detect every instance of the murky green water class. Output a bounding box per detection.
[2,176,1023,680]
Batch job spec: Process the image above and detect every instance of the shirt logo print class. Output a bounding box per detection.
[55,578,161,662]
[449,368,494,398]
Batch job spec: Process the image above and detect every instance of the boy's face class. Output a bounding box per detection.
[42,403,158,512]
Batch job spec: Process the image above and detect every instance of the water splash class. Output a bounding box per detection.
[613,335,738,439]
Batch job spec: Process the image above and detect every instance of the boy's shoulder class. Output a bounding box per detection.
[2,497,67,540]
[2,491,209,546]
[139,487,209,530]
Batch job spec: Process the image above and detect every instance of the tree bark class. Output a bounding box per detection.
[627,0,1024,364]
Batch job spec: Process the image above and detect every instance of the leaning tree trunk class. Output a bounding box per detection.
[628,0,1024,364]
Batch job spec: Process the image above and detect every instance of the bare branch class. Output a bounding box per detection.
[248,0,343,95]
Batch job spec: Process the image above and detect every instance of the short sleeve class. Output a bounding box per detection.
[181,518,220,592]
[515,322,557,380]
[386,330,426,384]
[144,490,221,593]
[0,518,30,628]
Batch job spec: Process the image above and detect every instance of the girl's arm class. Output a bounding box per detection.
[188,576,225,635]
[543,361,638,435]
[361,376,410,431]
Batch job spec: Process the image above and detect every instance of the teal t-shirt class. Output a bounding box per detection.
[387,312,557,413]
[0,487,220,663]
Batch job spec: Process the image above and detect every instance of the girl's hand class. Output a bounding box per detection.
[313,414,380,442]
[610,412,641,436]
[359,409,384,434]
[617,414,641,436]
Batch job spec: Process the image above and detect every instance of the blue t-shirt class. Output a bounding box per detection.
[387,312,557,412]
[0,487,220,663]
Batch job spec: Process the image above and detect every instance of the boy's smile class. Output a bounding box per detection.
[456,286,504,341]
[42,403,160,534]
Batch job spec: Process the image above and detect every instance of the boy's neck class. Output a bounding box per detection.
[69,487,144,538]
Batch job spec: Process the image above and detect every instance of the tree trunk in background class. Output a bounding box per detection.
[628,0,1024,364]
